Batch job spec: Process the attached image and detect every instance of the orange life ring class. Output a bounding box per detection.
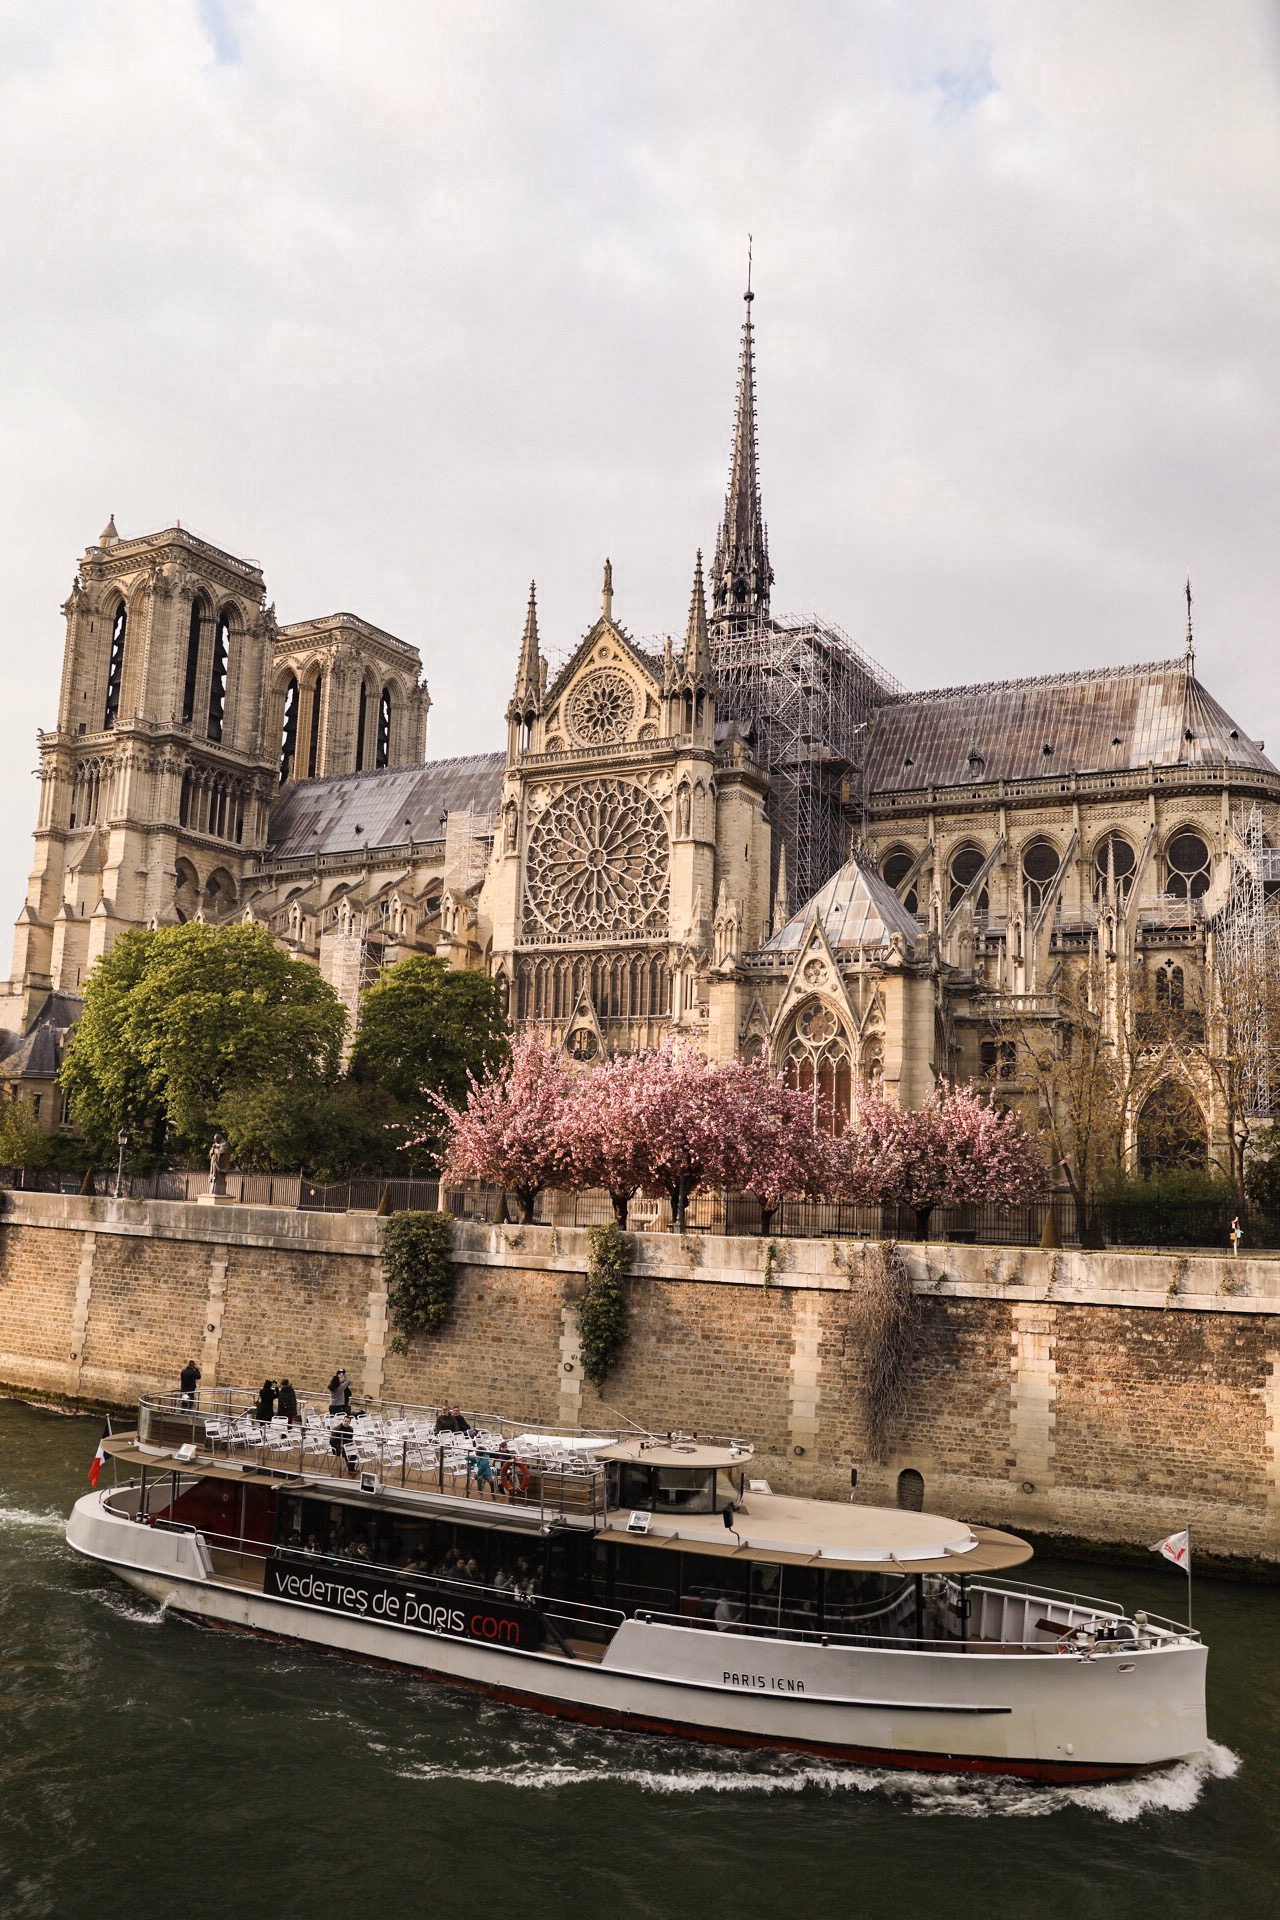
[500,1457,530,1495]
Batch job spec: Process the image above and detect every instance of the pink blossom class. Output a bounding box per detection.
[432,1033,574,1222]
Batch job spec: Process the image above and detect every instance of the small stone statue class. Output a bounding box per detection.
[208,1134,229,1197]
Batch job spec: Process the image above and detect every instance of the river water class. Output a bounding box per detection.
[1,1397,1274,1920]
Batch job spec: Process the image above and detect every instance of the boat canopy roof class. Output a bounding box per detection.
[602,1488,1033,1574]
[596,1438,750,1469]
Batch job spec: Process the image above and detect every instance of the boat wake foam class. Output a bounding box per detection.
[91,1588,175,1629]
[0,1502,68,1533]
[393,1739,1240,1821]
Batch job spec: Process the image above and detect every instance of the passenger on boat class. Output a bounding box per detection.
[512,1556,535,1601]
[255,1380,277,1422]
[303,1535,320,1556]
[179,1360,201,1407]
[327,1369,350,1415]
[471,1447,497,1499]
[329,1414,357,1474]
[277,1379,299,1424]
[492,1564,514,1593]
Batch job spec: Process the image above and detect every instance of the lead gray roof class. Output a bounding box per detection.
[861,660,1275,793]
[266,754,506,859]
[762,856,922,954]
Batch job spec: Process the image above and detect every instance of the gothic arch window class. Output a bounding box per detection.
[204,868,237,917]
[1021,838,1060,915]
[1092,832,1137,905]
[207,612,231,743]
[278,677,299,785]
[1166,829,1211,902]
[1154,960,1185,1014]
[1136,1080,1206,1173]
[882,847,918,913]
[376,686,392,769]
[174,858,198,923]
[781,998,853,1135]
[103,602,127,729]
[181,598,207,726]
[355,680,369,771]
[306,671,325,778]
[948,843,988,912]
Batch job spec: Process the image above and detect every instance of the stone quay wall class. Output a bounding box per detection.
[2,1191,1278,1564]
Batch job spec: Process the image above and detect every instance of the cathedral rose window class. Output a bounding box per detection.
[523,779,669,940]
[566,670,638,746]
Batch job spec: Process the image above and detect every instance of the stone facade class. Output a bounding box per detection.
[2,1193,1278,1564]
[3,297,1277,1156]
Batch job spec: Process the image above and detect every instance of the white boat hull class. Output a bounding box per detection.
[67,1492,1207,1781]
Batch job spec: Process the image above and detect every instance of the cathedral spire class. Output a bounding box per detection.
[682,549,712,683]
[508,581,543,719]
[710,273,773,634]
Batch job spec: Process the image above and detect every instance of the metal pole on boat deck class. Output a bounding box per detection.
[959,1575,969,1651]
[913,1575,923,1644]
[138,1465,147,1523]
[1186,1529,1193,1630]
[238,1481,247,1569]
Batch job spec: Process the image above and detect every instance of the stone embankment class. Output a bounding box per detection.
[2,1191,1277,1565]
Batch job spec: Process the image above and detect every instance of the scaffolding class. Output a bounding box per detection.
[711,612,903,911]
[1212,805,1280,1118]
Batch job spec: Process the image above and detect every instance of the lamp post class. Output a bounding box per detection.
[114,1130,128,1199]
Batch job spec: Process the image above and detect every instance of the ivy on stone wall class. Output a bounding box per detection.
[578,1222,632,1390]
[382,1210,457,1354]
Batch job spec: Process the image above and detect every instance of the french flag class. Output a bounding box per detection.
[88,1423,108,1489]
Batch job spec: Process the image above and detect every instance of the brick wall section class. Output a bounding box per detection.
[2,1195,1280,1561]
[0,1222,84,1394]
[79,1232,210,1406]
[215,1246,374,1399]
[1053,1306,1271,1513]
[382,1262,568,1422]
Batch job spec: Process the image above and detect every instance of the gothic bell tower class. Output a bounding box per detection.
[9,518,278,1001]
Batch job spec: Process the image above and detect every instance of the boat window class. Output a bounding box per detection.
[677,1553,748,1627]
[612,1462,653,1510]
[748,1561,820,1634]
[715,1469,744,1511]
[653,1468,715,1514]
[823,1569,915,1638]
[609,1543,678,1619]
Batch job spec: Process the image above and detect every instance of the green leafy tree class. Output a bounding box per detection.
[59,923,346,1162]
[348,955,509,1168]
[0,1095,52,1170]
[218,1079,401,1182]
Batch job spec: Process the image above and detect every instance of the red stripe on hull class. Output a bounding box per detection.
[172,1606,1157,1786]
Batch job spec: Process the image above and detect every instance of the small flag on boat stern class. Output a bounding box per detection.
[88,1424,108,1489]
[1152,1529,1190,1571]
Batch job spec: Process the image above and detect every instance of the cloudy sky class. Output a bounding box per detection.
[2,0,1278,929]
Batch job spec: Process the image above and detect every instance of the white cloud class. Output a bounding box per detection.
[1,0,1277,928]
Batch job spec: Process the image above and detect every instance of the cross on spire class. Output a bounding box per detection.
[710,271,773,635]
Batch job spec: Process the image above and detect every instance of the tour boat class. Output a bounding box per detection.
[65,1388,1208,1782]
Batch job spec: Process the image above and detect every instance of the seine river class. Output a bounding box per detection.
[2,1398,1275,1920]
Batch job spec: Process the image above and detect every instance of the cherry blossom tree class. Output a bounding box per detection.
[713,1059,827,1233]
[883,1081,1048,1239]
[622,1042,732,1231]
[558,1050,658,1228]
[821,1093,907,1207]
[433,1033,574,1223]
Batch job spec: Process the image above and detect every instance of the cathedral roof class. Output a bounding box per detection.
[266,753,505,860]
[761,856,921,955]
[862,659,1275,792]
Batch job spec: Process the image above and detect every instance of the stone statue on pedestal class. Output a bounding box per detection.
[208,1135,229,1197]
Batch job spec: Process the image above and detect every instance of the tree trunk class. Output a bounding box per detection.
[610,1189,631,1228]
[515,1188,538,1225]
[758,1199,777,1236]
[914,1205,932,1242]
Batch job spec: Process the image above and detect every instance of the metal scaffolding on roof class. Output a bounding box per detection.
[710,612,903,911]
[1212,804,1280,1119]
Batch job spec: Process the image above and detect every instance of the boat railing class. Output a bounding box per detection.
[632,1596,1193,1655]
[976,1575,1198,1644]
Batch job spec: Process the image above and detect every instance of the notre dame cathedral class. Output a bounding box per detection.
[3,289,1277,1171]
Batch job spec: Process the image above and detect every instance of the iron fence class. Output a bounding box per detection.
[2,1165,1276,1250]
